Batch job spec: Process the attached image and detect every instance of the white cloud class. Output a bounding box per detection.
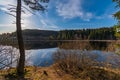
[41,19,58,29]
[0,0,33,29]
[32,15,59,30]
[0,24,16,34]
[0,24,15,27]
[0,0,16,7]
[56,0,93,21]
[95,15,112,20]
[0,0,59,33]
[56,0,82,18]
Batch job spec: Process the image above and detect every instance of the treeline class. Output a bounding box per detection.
[0,27,116,42]
[0,29,58,41]
[56,27,116,40]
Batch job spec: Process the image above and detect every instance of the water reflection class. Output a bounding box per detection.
[0,40,118,51]
[0,41,120,68]
[26,48,58,66]
[25,48,120,67]
[58,41,116,52]
[88,50,120,67]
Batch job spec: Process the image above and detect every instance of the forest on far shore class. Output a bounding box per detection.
[0,27,117,41]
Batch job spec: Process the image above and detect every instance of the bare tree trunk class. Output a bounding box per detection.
[16,0,25,78]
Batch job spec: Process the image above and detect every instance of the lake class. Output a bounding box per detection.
[0,41,120,69]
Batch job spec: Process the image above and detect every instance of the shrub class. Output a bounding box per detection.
[53,50,120,80]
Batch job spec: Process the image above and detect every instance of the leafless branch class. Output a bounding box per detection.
[12,21,16,24]
[8,8,16,10]
[4,12,16,18]
[21,10,25,14]
[22,6,36,15]
[10,10,16,13]
[8,4,17,7]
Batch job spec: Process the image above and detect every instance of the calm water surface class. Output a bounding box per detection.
[0,41,120,68]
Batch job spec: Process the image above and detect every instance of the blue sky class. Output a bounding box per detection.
[0,0,118,33]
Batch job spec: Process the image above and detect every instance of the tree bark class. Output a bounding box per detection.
[16,0,25,78]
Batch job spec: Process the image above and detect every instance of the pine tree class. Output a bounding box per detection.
[15,0,49,78]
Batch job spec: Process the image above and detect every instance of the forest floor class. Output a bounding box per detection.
[0,65,120,80]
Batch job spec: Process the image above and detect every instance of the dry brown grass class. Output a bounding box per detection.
[53,50,120,80]
[0,65,120,80]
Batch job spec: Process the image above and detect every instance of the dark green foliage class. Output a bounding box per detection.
[112,0,120,38]
[57,27,116,40]
[114,11,120,20]
[113,0,120,21]
[23,0,49,11]
[0,27,116,42]
[14,29,58,40]
[22,29,58,37]
[113,25,120,38]
[113,0,120,7]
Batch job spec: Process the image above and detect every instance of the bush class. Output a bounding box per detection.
[53,50,120,80]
